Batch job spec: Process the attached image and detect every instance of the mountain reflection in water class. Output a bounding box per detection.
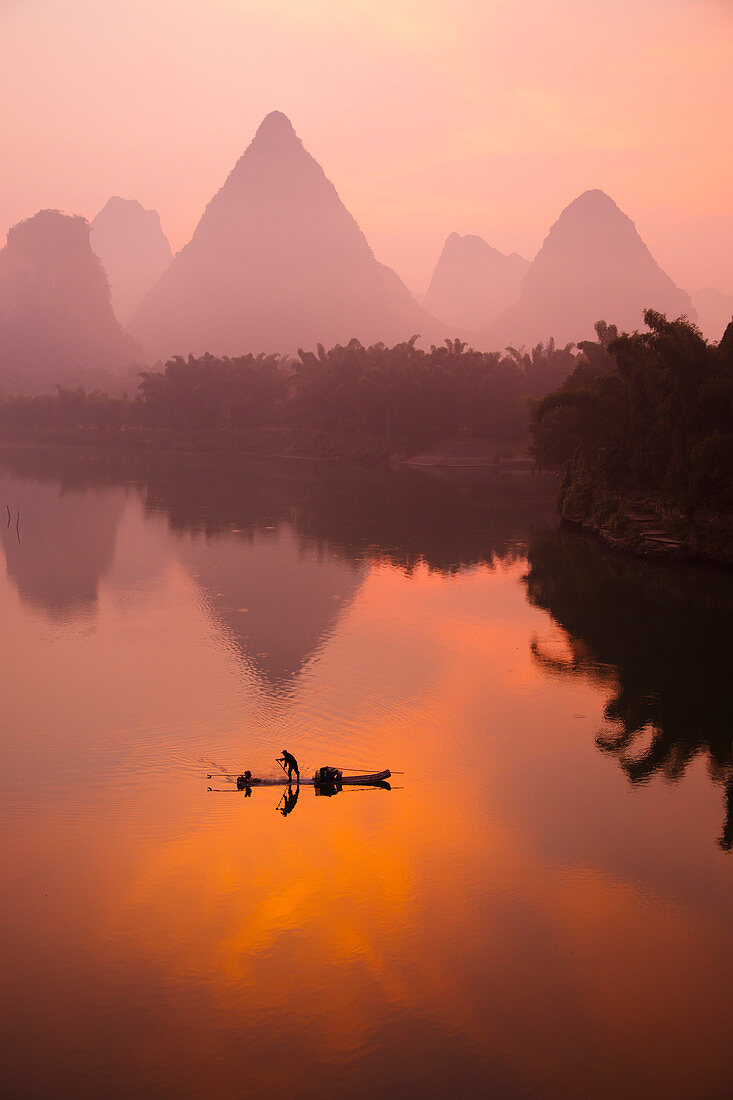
[0,450,555,690]
[525,527,733,848]
[0,472,125,621]
[2,448,733,1100]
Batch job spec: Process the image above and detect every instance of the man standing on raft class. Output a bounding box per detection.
[278,749,299,783]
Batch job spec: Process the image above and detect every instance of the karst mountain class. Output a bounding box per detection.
[478,190,694,348]
[91,197,172,325]
[692,287,733,343]
[424,233,529,331]
[0,209,139,393]
[129,112,440,360]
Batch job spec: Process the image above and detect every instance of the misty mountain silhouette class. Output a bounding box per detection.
[692,287,733,343]
[424,233,529,331]
[91,197,172,325]
[129,112,441,360]
[479,190,694,347]
[0,210,139,393]
[0,473,125,621]
[179,525,366,688]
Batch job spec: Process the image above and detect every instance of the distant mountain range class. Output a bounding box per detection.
[128,111,441,360]
[424,234,529,332]
[2,120,726,395]
[91,197,172,325]
[475,190,694,348]
[0,209,139,393]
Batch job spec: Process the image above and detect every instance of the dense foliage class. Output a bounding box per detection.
[532,311,733,512]
[0,337,578,448]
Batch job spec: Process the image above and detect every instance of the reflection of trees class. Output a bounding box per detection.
[139,455,557,576]
[0,449,558,576]
[525,528,733,849]
[0,447,558,690]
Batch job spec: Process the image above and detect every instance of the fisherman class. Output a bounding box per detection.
[236,770,253,792]
[277,749,299,783]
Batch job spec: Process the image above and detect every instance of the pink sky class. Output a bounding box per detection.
[2,0,732,293]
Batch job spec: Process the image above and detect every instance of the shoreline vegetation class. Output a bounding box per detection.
[532,312,733,565]
[0,336,576,464]
[2,314,732,564]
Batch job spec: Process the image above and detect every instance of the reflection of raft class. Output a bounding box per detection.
[237,768,391,788]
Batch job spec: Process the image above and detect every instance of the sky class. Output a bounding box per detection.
[1,0,732,293]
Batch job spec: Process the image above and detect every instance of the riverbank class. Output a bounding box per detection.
[0,426,404,462]
[560,490,733,566]
[0,426,532,467]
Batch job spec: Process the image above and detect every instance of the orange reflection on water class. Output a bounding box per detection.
[3,475,733,1099]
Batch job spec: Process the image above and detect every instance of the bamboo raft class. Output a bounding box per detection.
[247,769,390,787]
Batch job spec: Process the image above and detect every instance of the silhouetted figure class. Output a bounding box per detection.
[278,749,299,783]
[237,770,253,794]
[279,783,300,817]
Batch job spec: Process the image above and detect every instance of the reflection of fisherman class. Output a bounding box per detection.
[277,749,299,783]
[279,783,300,817]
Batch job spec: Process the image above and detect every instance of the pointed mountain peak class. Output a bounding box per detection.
[479,190,694,347]
[567,188,619,211]
[554,190,627,232]
[253,111,299,144]
[221,111,307,187]
[129,113,437,359]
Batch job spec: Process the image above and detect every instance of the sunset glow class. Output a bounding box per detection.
[2,5,733,1094]
[2,0,732,291]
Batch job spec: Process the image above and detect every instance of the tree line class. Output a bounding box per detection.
[0,337,578,447]
[532,311,733,514]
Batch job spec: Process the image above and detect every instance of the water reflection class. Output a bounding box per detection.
[0,468,125,620]
[277,783,300,816]
[0,448,558,688]
[525,528,733,848]
[180,528,365,687]
[3,448,733,1098]
[138,453,555,574]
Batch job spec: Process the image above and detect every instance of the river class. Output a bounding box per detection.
[1,449,732,1099]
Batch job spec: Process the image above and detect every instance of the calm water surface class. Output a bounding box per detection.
[2,450,732,1099]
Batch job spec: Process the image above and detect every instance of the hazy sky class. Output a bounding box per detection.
[2,0,732,293]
